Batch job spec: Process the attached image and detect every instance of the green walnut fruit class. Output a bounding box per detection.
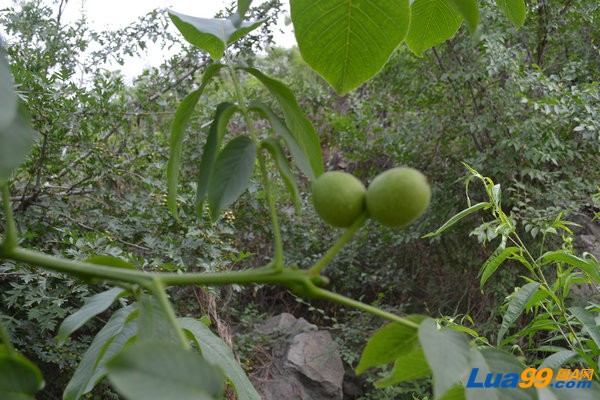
[366,167,431,227]
[312,171,366,228]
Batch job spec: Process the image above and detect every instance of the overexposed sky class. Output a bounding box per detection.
[0,0,294,77]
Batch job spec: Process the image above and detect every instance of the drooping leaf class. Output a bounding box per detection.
[107,341,224,400]
[497,0,526,28]
[167,63,225,217]
[208,135,257,222]
[195,102,239,216]
[248,101,314,181]
[237,0,253,18]
[374,346,431,387]
[419,318,471,399]
[480,246,519,288]
[0,103,36,185]
[439,385,466,400]
[138,293,181,344]
[405,0,463,57]
[569,307,600,350]
[466,347,532,400]
[0,351,44,400]
[539,251,600,284]
[64,305,138,400]
[289,0,410,95]
[423,202,490,238]
[168,10,263,60]
[179,318,260,400]
[242,68,323,179]
[448,0,479,33]
[261,138,302,213]
[497,282,540,345]
[0,50,17,130]
[356,315,426,374]
[57,287,126,343]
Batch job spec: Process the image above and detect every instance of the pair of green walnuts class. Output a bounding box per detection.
[312,167,431,228]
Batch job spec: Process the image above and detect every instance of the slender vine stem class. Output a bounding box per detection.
[1,185,17,249]
[311,287,420,329]
[0,246,319,288]
[226,64,284,271]
[150,276,190,349]
[309,212,368,276]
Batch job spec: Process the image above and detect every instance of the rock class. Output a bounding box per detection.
[256,312,317,337]
[286,331,344,399]
[251,313,344,400]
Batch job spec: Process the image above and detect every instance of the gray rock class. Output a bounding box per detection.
[286,331,344,399]
[251,313,344,400]
[256,313,317,338]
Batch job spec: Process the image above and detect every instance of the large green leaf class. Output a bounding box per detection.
[195,102,239,216]
[355,315,425,374]
[64,305,137,400]
[448,0,479,33]
[261,138,302,213]
[0,50,17,130]
[241,68,323,179]
[374,347,431,387]
[289,0,410,95]
[497,282,540,345]
[107,341,224,400]
[168,10,263,60]
[419,319,471,399]
[208,135,257,222]
[0,351,44,400]
[497,0,526,28]
[179,318,260,400]
[0,103,36,185]
[405,0,463,57]
[167,63,224,217]
[57,287,125,344]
